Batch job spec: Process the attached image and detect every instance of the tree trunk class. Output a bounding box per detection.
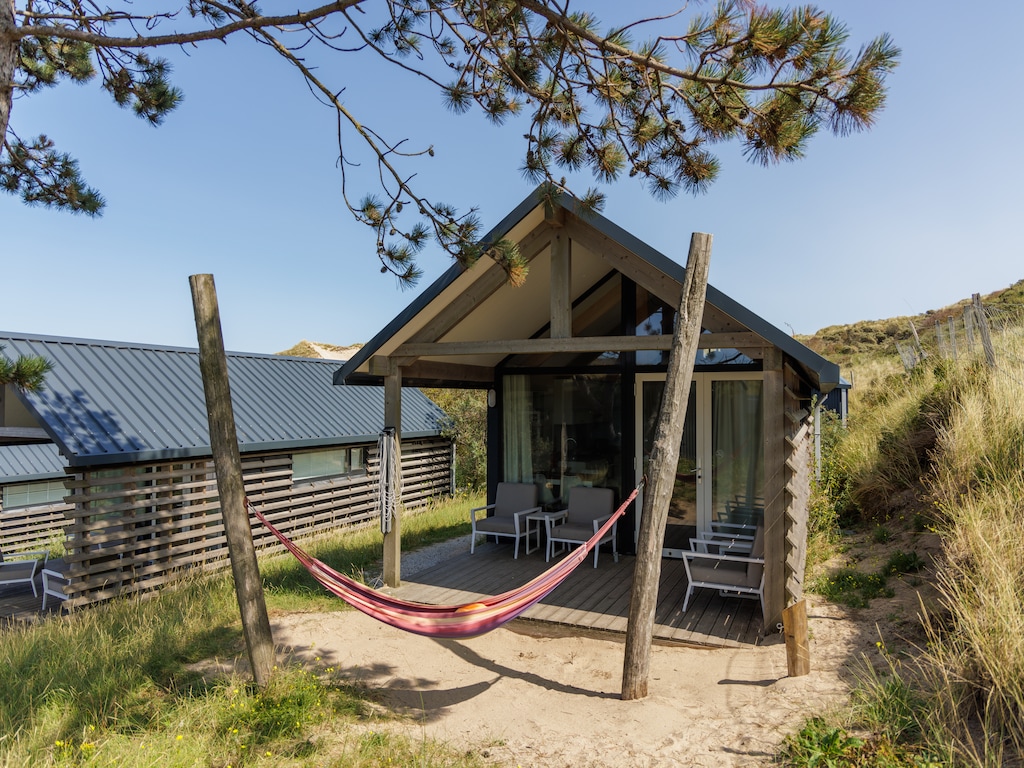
[1,0,17,142]
[621,232,712,701]
[190,273,276,688]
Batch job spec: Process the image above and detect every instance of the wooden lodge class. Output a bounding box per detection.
[337,188,842,631]
[0,334,453,609]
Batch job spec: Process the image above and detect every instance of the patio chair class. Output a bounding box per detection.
[682,524,765,623]
[545,486,617,567]
[690,522,757,555]
[0,548,48,597]
[41,565,71,611]
[470,482,541,559]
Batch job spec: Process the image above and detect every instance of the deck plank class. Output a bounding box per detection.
[395,545,762,648]
[3,541,763,648]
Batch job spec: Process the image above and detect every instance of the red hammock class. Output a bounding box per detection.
[250,482,641,639]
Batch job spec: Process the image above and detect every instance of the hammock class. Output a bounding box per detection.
[250,481,642,639]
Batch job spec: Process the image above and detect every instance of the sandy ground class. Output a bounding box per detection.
[273,596,866,767]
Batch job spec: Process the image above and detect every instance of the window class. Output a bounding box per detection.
[2,478,67,509]
[292,447,366,483]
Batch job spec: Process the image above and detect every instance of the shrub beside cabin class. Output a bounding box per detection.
[0,334,453,609]
[337,189,841,629]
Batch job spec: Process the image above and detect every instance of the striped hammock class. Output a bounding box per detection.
[250,482,640,639]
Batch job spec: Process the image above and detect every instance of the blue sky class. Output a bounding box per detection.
[3,2,1021,355]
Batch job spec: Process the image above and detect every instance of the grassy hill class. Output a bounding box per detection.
[790,279,1024,765]
[797,278,1024,371]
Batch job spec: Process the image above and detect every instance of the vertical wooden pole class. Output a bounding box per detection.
[762,346,785,631]
[947,316,958,360]
[550,231,572,339]
[908,319,926,362]
[383,362,403,588]
[622,232,712,701]
[782,600,810,676]
[973,293,996,368]
[189,274,275,688]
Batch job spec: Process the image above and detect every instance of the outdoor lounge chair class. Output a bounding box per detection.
[682,524,765,623]
[470,482,541,559]
[545,486,617,567]
[0,548,48,597]
[41,563,71,610]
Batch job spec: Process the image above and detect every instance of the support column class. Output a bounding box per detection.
[383,362,403,587]
[550,230,571,339]
[762,347,786,630]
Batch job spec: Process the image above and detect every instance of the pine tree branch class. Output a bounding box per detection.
[8,1,364,48]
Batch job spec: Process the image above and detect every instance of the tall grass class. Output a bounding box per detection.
[0,494,486,768]
[794,325,1024,766]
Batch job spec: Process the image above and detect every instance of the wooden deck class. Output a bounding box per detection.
[0,581,57,625]
[394,541,763,648]
[2,544,763,648]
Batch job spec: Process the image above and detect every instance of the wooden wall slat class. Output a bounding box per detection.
[52,437,453,609]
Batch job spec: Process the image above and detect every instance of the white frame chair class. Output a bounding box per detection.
[41,567,71,610]
[682,525,765,623]
[545,486,617,568]
[0,549,48,597]
[470,482,541,559]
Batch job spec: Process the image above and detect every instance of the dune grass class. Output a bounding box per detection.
[0,494,486,768]
[790,324,1024,766]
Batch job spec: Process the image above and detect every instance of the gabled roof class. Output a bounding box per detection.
[1,333,446,468]
[336,187,840,392]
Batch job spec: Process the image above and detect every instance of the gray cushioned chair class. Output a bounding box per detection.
[470,482,541,559]
[545,486,617,568]
[682,524,765,623]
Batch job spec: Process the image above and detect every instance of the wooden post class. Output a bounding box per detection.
[947,316,958,360]
[964,306,976,351]
[189,274,275,688]
[550,230,571,339]
[973,293,996,368]
[782,600,810,676]
[621,232,712,701]
[383,361,403,587]
[908,319,926,361]
[762,347,786,630]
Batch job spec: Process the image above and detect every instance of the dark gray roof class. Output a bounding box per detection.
[0,442,67,483]
[337,187,840,393]
[1,333,446,468]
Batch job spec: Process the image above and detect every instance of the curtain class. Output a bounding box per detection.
[503,376,534,482]
[712,380,764,525]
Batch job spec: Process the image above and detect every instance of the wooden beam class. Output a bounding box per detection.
[189,273,275,688]
[550,230,572,339]
[404,226,554,345]
[622,232,713,701]
[383,363,402,588]
[0,427,51,443]
[398,359,494,385]
[762,346,786,630]
[396,332,762,358]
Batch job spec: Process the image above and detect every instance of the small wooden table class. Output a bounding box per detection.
[524,510,567,556]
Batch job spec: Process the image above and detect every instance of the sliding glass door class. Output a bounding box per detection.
[635,373,764,558]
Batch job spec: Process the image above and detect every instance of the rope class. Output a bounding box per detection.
[377,428,401,534]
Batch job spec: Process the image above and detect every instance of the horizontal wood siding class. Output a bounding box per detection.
[0,500,74,552]
[60,438,452,608]
[783,363,813,607]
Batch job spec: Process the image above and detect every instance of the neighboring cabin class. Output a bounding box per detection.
[0,333,453,608]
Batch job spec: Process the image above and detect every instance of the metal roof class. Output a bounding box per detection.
[0,442,67,483]
[337,187,841,393]
[1,333,446,468]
